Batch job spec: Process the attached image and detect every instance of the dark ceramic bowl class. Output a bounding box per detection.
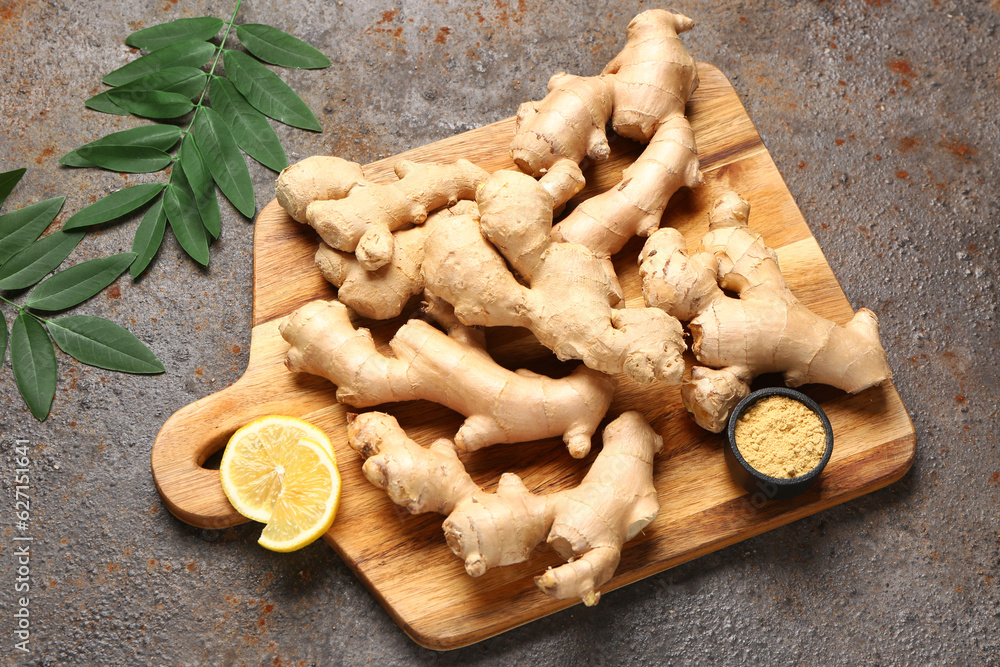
[724,387,834,502]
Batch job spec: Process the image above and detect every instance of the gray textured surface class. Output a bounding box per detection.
[1,0,998,664]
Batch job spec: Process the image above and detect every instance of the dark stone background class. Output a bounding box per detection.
[0,1,997,664]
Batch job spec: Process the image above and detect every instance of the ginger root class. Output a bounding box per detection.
[422,169,686,386]
[276,157,489,271]
[313,200,476,320]
[639,191,892,431]
[280,298,616,457]
[347,410,662,606]
[511,9,702,257]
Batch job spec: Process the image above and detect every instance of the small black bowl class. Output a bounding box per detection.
[724,387,834,502]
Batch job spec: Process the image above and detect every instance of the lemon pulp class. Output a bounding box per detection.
[220,416,340,552]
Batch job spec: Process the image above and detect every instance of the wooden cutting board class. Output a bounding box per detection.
[151,63,916,650]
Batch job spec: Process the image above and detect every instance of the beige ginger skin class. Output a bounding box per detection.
[276,157,489,271]
[639,191,891,432]
[511,9,702,258]
[309,161,587,321]
[312,200,477,320]
[280,298,616,457]
[347,410,662,606]
[422,169,686,386]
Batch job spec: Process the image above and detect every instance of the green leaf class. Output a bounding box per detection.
[103,40,217,87]
[0,197,66,265]
[209,77,287,171]
[61,125,182,167]
[74,145,172,173]
[11,313,57,421]
[179,135,221,237]
[114,67,209,99]
[85,92,130,116]
[191,106,255,217]
[235,24,332,69]
[130,199,167,279]
[25,252,135,311]
[108,90,195,119]
[0,168,27,210]
[63,183,165,230]
[87,68,208,116]
[223,50,322,131]
[126,17,225,52]
[47,315,164,374]
[163,182,210,266]
[0,230,86,291]
[0,310,7,365]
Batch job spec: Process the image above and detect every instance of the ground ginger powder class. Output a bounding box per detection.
[734,395,825,478]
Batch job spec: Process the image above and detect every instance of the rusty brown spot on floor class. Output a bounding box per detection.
[939,141,978,159]
[835,139,845,146]
[896,170,909,179]
[231,345,241,355]
[434,27,451,44]
[898,136,920,153]
[888,59,915,77]
[0,1,24,22]
[378,9,397,24]
[35,146,55,164]
[106,285,121,299]
[162,0,178,9]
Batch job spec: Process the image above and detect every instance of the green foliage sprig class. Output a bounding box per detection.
[0,168,164,421]
[61,1,331,276]
[1,3,328,420]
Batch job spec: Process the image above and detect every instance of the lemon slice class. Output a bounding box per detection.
[220,416,341,552]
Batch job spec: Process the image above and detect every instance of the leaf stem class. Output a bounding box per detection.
[189,0,243,132]
[0,295,48,323]
[0,294,22,312]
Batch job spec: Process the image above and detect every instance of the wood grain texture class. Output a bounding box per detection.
[151,63,916,650]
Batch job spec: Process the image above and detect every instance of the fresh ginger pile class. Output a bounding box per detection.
[274,9,891,606]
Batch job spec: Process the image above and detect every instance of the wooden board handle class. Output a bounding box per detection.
[151,320,342,528]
